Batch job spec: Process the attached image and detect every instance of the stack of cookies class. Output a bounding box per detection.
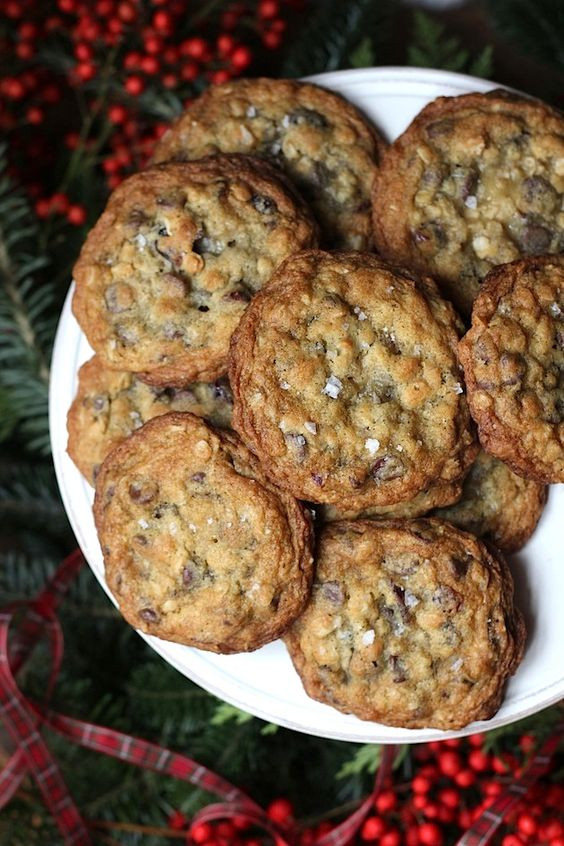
[67,77,564,731]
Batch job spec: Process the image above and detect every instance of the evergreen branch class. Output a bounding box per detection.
[0,147,58,455]
[281,0,393,77]
[486,0,564,74]
[408,11,494,78]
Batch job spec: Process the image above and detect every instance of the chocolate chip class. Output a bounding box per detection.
[393,585,406,606]
[193,235,223,256]
[115,324,138,346]
[92,394,108,412]
[139,607,159,623]
[516,221,553,254]
[500,352,525,387]
[426,119,454,138]
[182,566,195,586]
[349,475,362,489]
[311,473,324,487]
[212,381,233,403]
[251,194,277,214]
[198,305,209,312]
[129,480,158,503]
[389,655,407,683]
[554,331,564,351]
[133,534,148,546]
[105,284,132,313]
[371,455,404,482]
[285,107,328,129]
[127,208,149,227]
[190,472,206,482]
[521,176,556,204]
[321,581,343,604]
[432,584,463,613]
[223,288,251,302]
[450,556,470,578]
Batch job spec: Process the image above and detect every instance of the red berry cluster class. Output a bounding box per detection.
[0,0,301,224]
[161,731,563,846]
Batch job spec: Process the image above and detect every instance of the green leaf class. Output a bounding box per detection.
[337,744,382,779]
[210,702,255,726]
[349,37,376,69]
[260,722,279,736]
[469,45,494,79]
[408,10,494,76]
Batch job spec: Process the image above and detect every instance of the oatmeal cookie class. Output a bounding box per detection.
[372,90,564,315]
[284,519,525,730]
[72,155,317,385]
[320,480,463,523]
[67,355,233,484]
[459,255,564,483]
[230,250,477,509]
[434,450,547,553]
[94,413,314,652]
[152,77,384,250]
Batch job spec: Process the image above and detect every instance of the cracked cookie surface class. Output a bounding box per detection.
[94,412,314,652]
[434,450,547,553]
[152,77,384,250]
[284,519,525,730]
[459,255,564,483]
[372,91,564,315]
[230,250,477,509]
[72,156,317,385]
[67,355,233,485]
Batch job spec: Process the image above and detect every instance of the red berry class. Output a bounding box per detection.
[483,780,502,797]
[221,10,240,29]
[168,810,187,830]
[124,51,141,69]
[162,73,178,89]
[258,0,280,19]
[501,836,524,846]
[442,738,461,749]
[232,815,249,831]
[454,769,475,788]
[413,795,427,811]
[412,776,432,794]
[406,828,419,846]
[316,822,332,837]
[381,831,401,846]
[144,35,163,55]
[469,750,490,772]
[3,78,25,100]
[216,823,235,839]
[140,55,159,74]
[267,798,293,825]
[35,198,51,218]
[181,37,208,60]
[468,733,487,748]
[125,75,144,95]
[492,756,510,775]
[191,823,213,843]
[5,1,23,18]
[67,205,87,225]
[518,734,536,755]
[153,10,172,31]
[58,0,76,12]
[438,788,459,809]
[102,158,121,174]
[231,45,252,71]
[108,104,127,123]
[75,62,97,82]
[180,61,199,82]
[65,132,80,149]
[270,18,287,33]
[459,810,473,829]
[262,30,282,49]
[16,42,34,60]
[438,751,462,778]
[74,43,93,61]
[118,2,136,22]
[437,807,454,824]
[423,802,439,820]
[418,823,443,846]
[217,34,235,56]
[361,816,386,841]
[517,814,538,838]
[545,822,564,840]
[209,70,231,85]
[26,106,44,124]
[375,790,397,814]
[550,838,564,846]
[107,174,123,189]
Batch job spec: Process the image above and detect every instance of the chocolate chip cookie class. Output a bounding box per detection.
[434,450,547,553]
[67,355,233,484]
[72,155,317,385]
[284,519,525,730]
[459,255,564,483]
[152,77,384,250]
[372,90,564,315]
[94,413,314,652]
[230,250,477,509]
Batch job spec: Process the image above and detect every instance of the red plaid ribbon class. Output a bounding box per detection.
[0,549,561,846]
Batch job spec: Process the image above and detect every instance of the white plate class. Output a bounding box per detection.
[50,67,564,743]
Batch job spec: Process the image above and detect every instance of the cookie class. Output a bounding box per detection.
[284,519,525,730]
[320,479,463,523]
[152,77,384,250]
[230,250,477,509]
[372,90,564,315]
[67,355,233,484]
[434,450,547,553]
[72,155,318,385]
[94,412,314,653]
[459,255,564,483]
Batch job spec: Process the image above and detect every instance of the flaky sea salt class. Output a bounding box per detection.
[404,589,419,608]
[304,421,317,434]
[452,382,464,394]
[451,658,463,672]
[550,302,562,317]
[322,375,343,399]
[134,233,147,249]
[365,438,380,455]
[280,380,290,390]
[138,519,149,529]
[188,523,197,533]
[353,306,367,321]
[362,629,375,646]
[464,195,477,209]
